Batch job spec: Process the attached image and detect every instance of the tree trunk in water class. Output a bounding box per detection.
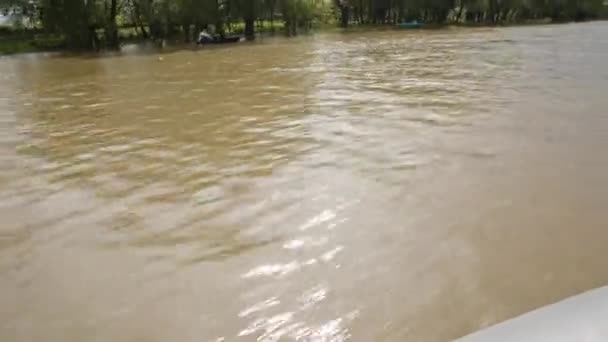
[456,0,465,22]
[358,0,364,23]
[105,0,119,48]
[245,17,255,40]
[340,6,349,27]
[74,0,94,49]
[487,0,497,23]
[88,25,99,50]
[291,19,297,36]
[139,24,149,39]
[133,1,149,39]
[183,24,190,42]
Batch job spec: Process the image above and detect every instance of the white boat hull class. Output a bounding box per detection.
[456,286,608,342]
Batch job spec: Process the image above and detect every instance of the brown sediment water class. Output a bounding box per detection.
[1,22,608,342]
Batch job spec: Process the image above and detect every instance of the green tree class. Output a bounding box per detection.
[40,0,99,49]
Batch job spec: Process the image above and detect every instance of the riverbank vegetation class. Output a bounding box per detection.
[1,0,607,52]
[334,0,607,27]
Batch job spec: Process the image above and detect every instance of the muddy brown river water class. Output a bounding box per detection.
[1,22,608,342]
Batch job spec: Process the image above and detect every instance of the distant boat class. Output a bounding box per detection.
[197,35,242,45]
[397,21,422,29]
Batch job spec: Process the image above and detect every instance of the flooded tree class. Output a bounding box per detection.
[39,0,99,49]
[232,0,258,40]
[335,0,350,27]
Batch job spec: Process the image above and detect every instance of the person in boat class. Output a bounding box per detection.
[198,29,214,44]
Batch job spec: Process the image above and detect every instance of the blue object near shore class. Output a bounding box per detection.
[397,21,423,29]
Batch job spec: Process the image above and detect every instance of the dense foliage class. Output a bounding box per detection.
[335,0,606,26]
[1,0,606,49]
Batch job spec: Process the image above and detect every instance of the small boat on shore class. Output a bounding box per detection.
[197,35,242,45]
[397,21,423,29]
